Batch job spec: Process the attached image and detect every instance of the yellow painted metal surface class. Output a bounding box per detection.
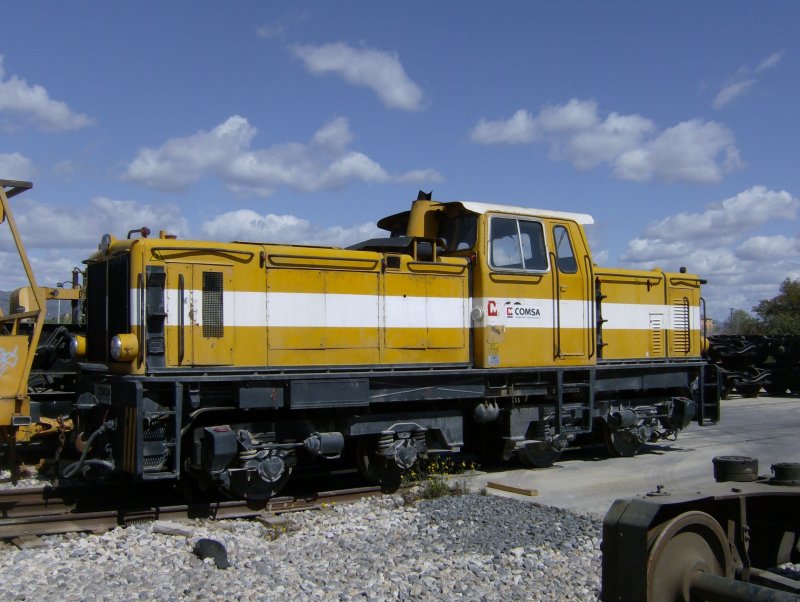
[0,180,45,428]
[0,336,30,424]
[99,236,472,371]
[94,197,704,374]
[595,268,703,360]
[471,215,596,368]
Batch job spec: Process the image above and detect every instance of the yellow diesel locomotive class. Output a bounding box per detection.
[67,192,720,499]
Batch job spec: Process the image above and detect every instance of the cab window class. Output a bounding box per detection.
[439,214,478,251]
[489,217,548,271]
[553,225,577,273]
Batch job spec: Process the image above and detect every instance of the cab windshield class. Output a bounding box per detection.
[438,214,478,252]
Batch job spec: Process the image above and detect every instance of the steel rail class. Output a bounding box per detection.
[0,484,381,540]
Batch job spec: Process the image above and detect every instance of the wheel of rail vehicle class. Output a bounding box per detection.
[355,436,402,491]
[517,442,562,468]
[646,510,732,602]
[603,424,642,458]
[225,452,293,502]
[226,469,292,502]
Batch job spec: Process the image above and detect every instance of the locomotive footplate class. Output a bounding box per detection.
[602,465,800,601]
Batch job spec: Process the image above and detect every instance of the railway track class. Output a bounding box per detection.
[0,484,382,541]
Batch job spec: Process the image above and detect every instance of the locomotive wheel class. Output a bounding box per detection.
[646,511,732,602]
[355,436,402,492]
[604,425,642,458]
[226,466,292,502]
[517,442,562,468]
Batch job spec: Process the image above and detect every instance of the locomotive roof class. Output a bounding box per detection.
[377,201,595,232]
[453,201,594,225]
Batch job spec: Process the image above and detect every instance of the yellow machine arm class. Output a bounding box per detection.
[0,180,45,434]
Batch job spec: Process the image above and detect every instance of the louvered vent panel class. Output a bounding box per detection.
[202,271,224,338]
[672,298,690,353]
[649,314,663,355]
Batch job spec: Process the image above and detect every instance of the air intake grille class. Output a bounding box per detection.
[202,271,224,338]
[649,314,663,355]
[672,297,690,354]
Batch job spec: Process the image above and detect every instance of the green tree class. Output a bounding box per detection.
[752,278,800,334]
[720,308,761,335]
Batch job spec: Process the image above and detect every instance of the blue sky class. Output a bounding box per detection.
[0,2,797,320]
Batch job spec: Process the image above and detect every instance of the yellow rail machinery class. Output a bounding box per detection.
[11,279,82,445]
[68,192,721,499]
[0,180,47,461]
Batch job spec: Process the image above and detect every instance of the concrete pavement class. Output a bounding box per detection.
[470,395,800,515]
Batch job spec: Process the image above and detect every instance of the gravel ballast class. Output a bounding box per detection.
[0,492,602,601]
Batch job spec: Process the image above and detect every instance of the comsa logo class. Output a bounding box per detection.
[487,300,498,317]
[504,301,542,319]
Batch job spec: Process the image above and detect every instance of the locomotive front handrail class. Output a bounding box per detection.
[138,273,145,366]
[584,254,596,360]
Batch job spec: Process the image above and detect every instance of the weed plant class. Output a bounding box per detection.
[402,455,479,502]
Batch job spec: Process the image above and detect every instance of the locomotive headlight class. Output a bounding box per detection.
[110,333,139,361]
[69,335,87,359]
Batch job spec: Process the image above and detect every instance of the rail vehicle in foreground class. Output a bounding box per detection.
[0,180,82,459]
[2,181,721,499]
[603,457,800,601]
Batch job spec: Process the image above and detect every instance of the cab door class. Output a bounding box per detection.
[166,263,234,366]
[476,215,555,368]
[551,223,592,361]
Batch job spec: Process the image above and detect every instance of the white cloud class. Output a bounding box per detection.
[736,235,799,262]
[566,112,655,170]
[637,187,798,243]
[256,24,283,39]
[619,187,800,318]
[124,115,257,191]
[615,120,741,183]
[5,196,188,250]
[712,80,757,110]
[124,115,438,195]
[0,55,92,131]
[471,99,740,183]
[537,99,600,132]
[396,169,444,184]
[712,50,785,109]
[53,159,77,177]
[471,109,537,144]
[0,153,35,180]
[756,50,785,72]
[0,196,188,290]
[201,209,381,247]
[292,42,424,111]
[0,248,86,291]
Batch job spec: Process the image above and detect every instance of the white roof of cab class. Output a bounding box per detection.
[454,201,594,225]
